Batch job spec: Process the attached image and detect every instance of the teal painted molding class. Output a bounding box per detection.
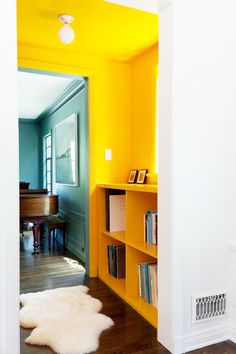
[66,237,85,263]
[55,208,86,263]
[19,118,39,125]
[18,66,84,80]
[83,80,90,273]
[38,80,89,267]
[36,80,85,123]
[19,121,40,188]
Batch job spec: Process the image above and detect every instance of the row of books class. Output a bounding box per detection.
[107,244,125,279]
[144,210,158,244]
[138,261,158,308]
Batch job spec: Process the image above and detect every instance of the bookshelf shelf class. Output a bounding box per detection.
[98,183,158,328]
[126,295,157,328]
[99,271,126,298]
[126,241,157,258]
[101,230,126,243]
[98,182,157,193]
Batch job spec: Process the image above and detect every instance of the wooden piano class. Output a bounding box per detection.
[20,189,58,255]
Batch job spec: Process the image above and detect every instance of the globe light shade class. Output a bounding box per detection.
[59,24,75,44]
[58,14,75,44]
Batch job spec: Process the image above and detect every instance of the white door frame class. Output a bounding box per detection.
[0,1,174,354]
[0,0,19,353]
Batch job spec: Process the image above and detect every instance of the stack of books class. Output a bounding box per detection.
[138,261,158,308]
[107,244,125,279]
[144,210,158,244]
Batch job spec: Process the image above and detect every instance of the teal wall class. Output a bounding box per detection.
[39,83,89,264]
[19,120,39,188]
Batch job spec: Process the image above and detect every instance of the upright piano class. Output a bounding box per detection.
[20,189,58,254]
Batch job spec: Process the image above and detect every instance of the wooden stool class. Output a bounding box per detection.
[44,215,67,251]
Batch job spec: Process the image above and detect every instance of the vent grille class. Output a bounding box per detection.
[193,293,227,322]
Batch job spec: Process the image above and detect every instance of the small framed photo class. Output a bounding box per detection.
[127,170,137,183]
[136,169,148,184]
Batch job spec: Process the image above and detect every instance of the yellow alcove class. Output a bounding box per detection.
[17,0,158,296]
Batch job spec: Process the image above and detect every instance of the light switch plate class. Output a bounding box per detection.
[105,149,112,160]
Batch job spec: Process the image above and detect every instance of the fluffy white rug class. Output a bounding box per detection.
[20,285,114,354]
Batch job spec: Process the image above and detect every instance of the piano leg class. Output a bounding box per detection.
[20,220,24,236]
[32,222,41,255]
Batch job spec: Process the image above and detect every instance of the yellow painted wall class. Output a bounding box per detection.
[17,0,158,277]
[130,45,158,180]
[18,44,131,276]
[18,41,158,276]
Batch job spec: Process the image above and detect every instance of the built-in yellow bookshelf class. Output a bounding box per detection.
[97,183,158,328]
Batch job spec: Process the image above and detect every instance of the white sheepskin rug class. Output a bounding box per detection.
[20,285,114,354]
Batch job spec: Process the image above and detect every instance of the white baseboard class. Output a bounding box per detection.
[230,324,236,344]
[229,244,236,344]
[172,325,229,354]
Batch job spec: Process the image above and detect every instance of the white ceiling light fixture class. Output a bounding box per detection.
[58,14,75,44]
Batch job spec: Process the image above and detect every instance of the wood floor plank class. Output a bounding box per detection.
[20,232,236,354]
[188,341,236,354]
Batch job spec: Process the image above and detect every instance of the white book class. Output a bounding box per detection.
[109,195,126,232]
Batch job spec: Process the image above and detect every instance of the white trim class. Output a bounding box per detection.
[103,0,158,14]
[173,325,230,354]
[157,2,175,353]
[104,0,172,13]
[230,324,236,344]
[0,0,19,352]
[43,132,52,192]
[158,0,172,12]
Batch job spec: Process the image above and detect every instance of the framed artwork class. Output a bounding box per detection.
[127,170,137,183]
[55,114,78,186]
[136,169,148,184]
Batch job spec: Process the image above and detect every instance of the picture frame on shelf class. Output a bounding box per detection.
[136,169,148,184]
[127,170,138,183]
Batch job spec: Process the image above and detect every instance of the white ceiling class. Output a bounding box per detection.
[104,0,158,14]
[18,72,75,119]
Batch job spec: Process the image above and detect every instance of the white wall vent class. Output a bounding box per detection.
[192,293,227,323]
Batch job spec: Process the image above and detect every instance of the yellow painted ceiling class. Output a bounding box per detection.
[17,0,158,61]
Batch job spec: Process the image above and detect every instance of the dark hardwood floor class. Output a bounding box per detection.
[20,231,236,354]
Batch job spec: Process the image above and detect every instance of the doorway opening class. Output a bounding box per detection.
[18,67,89,279]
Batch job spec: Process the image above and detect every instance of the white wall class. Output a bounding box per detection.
[0,1,19,353]
[158,2,175,353]
[1,1,236,353]
[229,245,236,343]
[159,0,236,352]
